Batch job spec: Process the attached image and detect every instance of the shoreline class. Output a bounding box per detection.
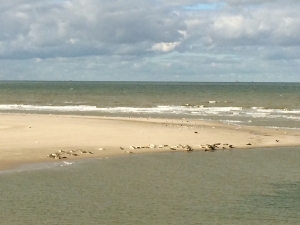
[1,113,300,171]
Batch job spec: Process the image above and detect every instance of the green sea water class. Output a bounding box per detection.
[0,81,300,128]
[0,81,299,108]
[0,148,300,224]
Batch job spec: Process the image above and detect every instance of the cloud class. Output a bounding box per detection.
[0,0,299,81]
[184,3,225,11]
[151,42,181,52]
[0,0,186,59]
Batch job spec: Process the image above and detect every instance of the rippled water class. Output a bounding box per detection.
[1,147,300,225]
[1,81,299,108]
[0,81,300,129]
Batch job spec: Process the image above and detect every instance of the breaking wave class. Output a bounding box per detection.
[0,104,299,121]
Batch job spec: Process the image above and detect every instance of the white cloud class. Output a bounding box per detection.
[0,0,299,81]
[67,38,78,44]
[213,15,244,39]
[151,42,181,52]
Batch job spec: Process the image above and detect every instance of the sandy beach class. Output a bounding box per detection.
[1,113,300,171]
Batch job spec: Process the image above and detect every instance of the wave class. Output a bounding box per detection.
[0,104,299,121]
[0,104,99,112]
[0,104,242,114]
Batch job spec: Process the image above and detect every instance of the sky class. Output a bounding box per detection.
[0,0,299,82]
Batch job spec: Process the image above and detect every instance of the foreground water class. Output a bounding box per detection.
[0,81,300,129]
[1,147,300,225]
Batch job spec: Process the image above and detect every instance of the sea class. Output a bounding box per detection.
[0,81,300,224]
[0,81,299,128]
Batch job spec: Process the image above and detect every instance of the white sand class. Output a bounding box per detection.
[1,113,300,170]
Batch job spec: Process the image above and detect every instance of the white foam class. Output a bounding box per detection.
[0,104,98,112]
[265,126,300,130]
[0,104,300,122]
[221,120,243,123]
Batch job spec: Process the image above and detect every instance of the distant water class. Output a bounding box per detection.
[1,147,300,225]
[0,81,300,129]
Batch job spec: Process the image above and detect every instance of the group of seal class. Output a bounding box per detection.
[121,142,238,153]
[121,143,194,153]
[47,149,93,160]
[121,143,236,153]
[47,141,255,159]
[200,143,234,151]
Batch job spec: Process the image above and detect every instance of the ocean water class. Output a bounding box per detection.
[0,81,300,129]
[0,148,300,225]
[1,81,300,224]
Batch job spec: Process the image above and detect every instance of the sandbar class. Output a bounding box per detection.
[1,113,300,171]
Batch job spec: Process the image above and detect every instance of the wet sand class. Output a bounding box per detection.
[1,113,300,171]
